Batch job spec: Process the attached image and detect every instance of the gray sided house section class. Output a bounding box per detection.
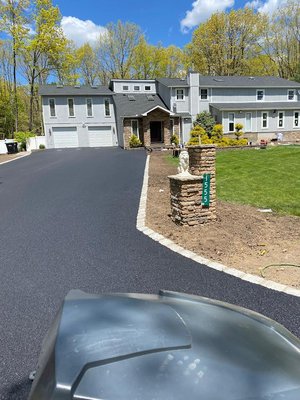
[40,85,117,149]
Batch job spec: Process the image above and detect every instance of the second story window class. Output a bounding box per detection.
[123,85,129,91]
[288,89,295,101]
[49,98,56,117]
[104,99,110,117]
[134,85,140,91]
[68,98,75,117]
[256,89,265,101]
[200,88,208,100]
[145,85,151,91]
[176,89,184,100]
[86,98,93,117]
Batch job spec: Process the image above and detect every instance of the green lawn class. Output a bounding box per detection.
[166,146,300,216]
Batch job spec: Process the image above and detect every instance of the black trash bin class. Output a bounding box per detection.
[5,142,18,154]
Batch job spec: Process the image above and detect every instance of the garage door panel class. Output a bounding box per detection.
[88,126,113,147]
[52,127,78,148]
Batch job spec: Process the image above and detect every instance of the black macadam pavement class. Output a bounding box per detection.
[0,148,299,399]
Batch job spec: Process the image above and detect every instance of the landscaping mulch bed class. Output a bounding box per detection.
[146,151,300,289]
[0,153,24,163]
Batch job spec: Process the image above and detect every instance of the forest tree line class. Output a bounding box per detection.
[0,0,299,137]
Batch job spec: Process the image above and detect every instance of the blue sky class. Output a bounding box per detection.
[53,0,283,48]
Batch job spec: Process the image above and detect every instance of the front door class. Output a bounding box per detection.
[150,121,162,143]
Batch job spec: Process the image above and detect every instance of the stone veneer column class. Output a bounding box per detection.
[168,145,216,226]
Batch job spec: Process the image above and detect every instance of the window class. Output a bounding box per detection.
[256,89,265,101]
[294,111,299,128]
[131,120,139,138]
[145,85,151,91]
[228,113,235,132]
[245,112,252,132]
[200,88,208,100]
[278,111,284,128]
[68,98,75,117]
[49,98,56,117]
[170,119,174,135]
[288,89,295,101]
[123,85,129,91]
[86,98,93,117]
[134,85,140,91]
[176,89,184,100]
[104,99,110,117]
[262,111,268,128]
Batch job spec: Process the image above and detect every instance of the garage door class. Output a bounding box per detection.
[88,126,113,147]
[52,127,78,148]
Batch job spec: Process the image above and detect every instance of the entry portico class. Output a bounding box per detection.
[114,94,181,149]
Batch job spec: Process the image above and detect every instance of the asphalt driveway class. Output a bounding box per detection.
[0,148,299,399]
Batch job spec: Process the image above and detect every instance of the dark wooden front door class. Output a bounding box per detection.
[150,121,162,143]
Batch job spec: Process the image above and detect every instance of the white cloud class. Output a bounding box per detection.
[245,0,287,14]
[180,0,235,33]
[61,16,107,46]
[245,0,262,9]
[257,0,286,14]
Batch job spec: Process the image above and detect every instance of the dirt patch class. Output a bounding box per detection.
[0,153,24,163]
[146,151,300,289]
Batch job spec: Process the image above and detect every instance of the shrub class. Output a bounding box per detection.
[188,125,210,145]
[39,144,45,150]
[194,111,215,138]
[170,134,179,146]
[129,134,142,148]
[234,123,244,140]
[15,131,35,151]
[211,124,223,142]
[236,138,248,146]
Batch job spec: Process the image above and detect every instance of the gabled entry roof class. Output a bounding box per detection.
[142,105,174,116]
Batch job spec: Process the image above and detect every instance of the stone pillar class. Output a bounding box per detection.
[188,145,216,218]
[168,145,217,226]
[169,175,202,226]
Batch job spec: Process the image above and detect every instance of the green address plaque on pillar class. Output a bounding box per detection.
[202,174,211,207]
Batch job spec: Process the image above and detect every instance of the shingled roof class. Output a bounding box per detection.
[39,85,114,96]
[198,76,300,88]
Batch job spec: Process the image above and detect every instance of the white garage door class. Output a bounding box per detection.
[88,126,113,147]
[52,127,78,148]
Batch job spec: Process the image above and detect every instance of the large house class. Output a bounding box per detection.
[39,72,300,149]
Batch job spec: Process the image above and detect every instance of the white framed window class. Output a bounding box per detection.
[287,89,295,101]
[134,85,140,91]
[86,98,93,117]
[170,118,174,135]
[200,88,208,100]
[131,119,139,138]
[228,113,235,132]
[104,98,110,117]
[145,85,151,91]
[245,112,252,132]
[123,85,129,91]
[176,89,184,101]
[262,111,268,129]
[68,98,75,117]
[293,111,299,128]
[49,98,56,117]
[256,89,265,101]
[278,111,284,128]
